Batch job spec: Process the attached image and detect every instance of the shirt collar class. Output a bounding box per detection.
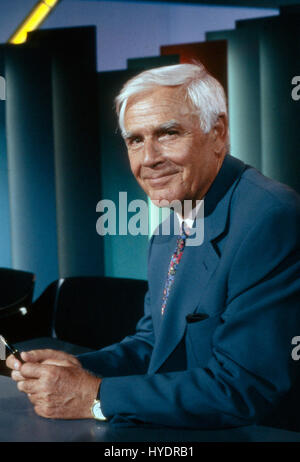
[176,200,204,230]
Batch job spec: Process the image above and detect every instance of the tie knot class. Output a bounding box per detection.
[181,222,190,238]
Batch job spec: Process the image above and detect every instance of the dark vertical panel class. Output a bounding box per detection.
[30,27,104,278]
[98,70,148,280]
[259,15,300,193]
[207,29,262,170]
[5,45,58,296]
[207,9,300,190]
[0,45,11,268]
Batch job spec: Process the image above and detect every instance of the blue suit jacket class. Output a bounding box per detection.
[79,154,300,430]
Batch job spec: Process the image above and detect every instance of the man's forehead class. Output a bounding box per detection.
[124,88,195,133]
[126,86,187,111]
[123,119,181,138]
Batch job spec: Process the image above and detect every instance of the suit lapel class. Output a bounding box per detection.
[148,238,220,374]
[148,154,248,374]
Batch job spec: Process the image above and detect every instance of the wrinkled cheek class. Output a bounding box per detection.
[130,165,138,178]
[181,171,195,191]
[128,156,139,175]
[138,178,148,192]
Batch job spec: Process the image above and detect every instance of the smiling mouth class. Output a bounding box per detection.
[145,172,177,187]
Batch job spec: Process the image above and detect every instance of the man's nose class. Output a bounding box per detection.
[143,139,161,166]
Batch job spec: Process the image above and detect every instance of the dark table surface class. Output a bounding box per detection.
[1,337,300,442]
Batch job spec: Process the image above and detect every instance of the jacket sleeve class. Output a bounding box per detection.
[98,204,300,428]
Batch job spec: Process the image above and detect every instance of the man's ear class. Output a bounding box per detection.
[212,113,228,155]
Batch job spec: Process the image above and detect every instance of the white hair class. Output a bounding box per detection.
[115,63,228,137]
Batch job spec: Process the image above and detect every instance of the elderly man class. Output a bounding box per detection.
[7,63,300,430]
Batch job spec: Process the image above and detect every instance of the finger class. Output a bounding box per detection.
[22,349,79,366]
[34,404,54,419]
[27,392,35,403]
[41,358,79,368]
[26,392,47,405]
[21,349,61,363]
[19,362,45,379]
[17,379,40,394]
[6,354,22,371]
[11,370,25,382]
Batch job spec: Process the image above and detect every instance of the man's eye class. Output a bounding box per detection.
[126,137,143,149]
[130,137,143,145]
[160,130,179,138]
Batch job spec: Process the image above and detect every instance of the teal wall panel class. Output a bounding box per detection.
[5,45,58,297]
[206,31,262,170]
[4,27,104,297]
[259,16,300,193]
[98,70,149,280]
[207,9,300,195]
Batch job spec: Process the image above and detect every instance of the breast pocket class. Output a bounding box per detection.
[185,313,222,368]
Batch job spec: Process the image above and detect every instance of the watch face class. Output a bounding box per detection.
[92,401,106,421]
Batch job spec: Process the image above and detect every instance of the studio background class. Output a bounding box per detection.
[0,0,299,299]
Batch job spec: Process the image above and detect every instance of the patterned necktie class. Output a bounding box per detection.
[161,222,190,316]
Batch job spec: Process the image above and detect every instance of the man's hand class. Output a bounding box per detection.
[6,349,81,370]
[6,350,101,419]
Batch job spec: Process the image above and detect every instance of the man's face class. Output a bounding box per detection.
[123,86,225,208]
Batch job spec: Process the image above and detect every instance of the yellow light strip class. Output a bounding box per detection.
[44,0,59,6]
[8,0,60,45]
